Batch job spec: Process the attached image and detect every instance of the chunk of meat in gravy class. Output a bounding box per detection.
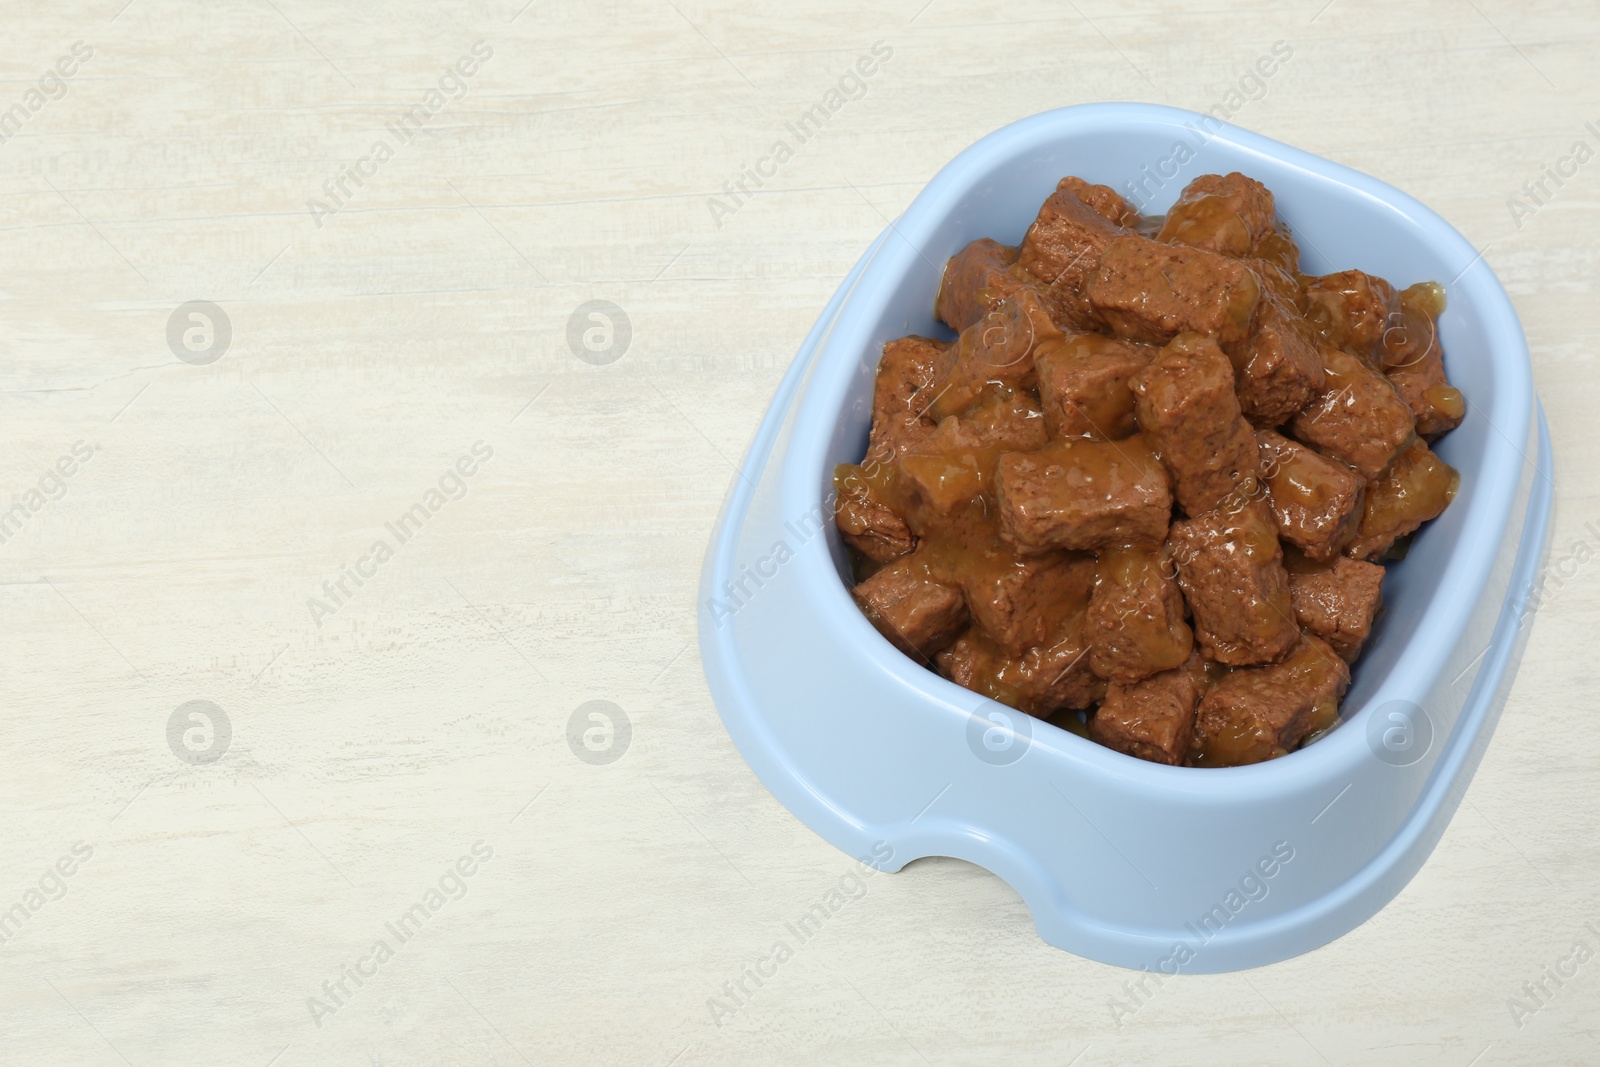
[1223,293,1325,427]
[834,464,915,563]
[896,443,984,520]
[865,336,948,465]
[1090,651,1206,765]
[897,390,1048,517]
[1132,333,1260,516]
[1017,626,1107,712]
[1385,334,1464,440]
[1034,333,1155,441]
[1380,282,1465,439]
[1192,634,1349,766]
[937,615,1104,717]
[1086,544,1193,684]
[1018,179,1133,298]
[1250,255,1305,308]
[1345,439,1459,561]
[1255,429,1365,561]
[1285,552,1385,662]
[964,386,1050,448]
[864,412,936,472]
[960,551,1096,657]
[851,554,967,661]
[1303,270,1398,358]
[1084,234,1262,345]
[873,335,949,425]
[1059,176,1140,228]
[1253,223,1302,277]
[927,289,1062,421]
[1289,344,1416,480]
[936,238,1027,334]
[1168,498,1300,667]
[995,434,1173,553]
[1157,172,1278,258]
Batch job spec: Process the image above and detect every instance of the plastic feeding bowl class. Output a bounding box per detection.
[697,103,1551,972]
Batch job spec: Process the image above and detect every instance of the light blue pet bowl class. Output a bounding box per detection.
[697,103,1551,972]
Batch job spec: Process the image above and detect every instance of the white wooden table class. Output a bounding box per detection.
[1,1,1595,1063]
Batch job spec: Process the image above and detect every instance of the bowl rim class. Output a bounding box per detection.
[779,101,1533,787]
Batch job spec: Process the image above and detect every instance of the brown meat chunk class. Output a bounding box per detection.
[1132,333,1260,515]
[1168,498,1299,667]
[936,238,1027,333]
[1090,651,1205,765]
[1034,333,1155,441]
[1255,429,1365,561]
[937,618,1103,716]
[1303,270,1398,358]
[1223,294,1325,427]
[1086,544,1193,683]
[864,412,935,470]
[1018,180,1132,298]
[1385,339,1464,440]
[962,383,1050,449]
[1345,439,1459,560]
[961,552,1096,656]
[851,555,967,661]
[1380,283,1464,439]
[1016,628,1107,712]
[1193,634,1350,766]
[1058,176,1140,228]
[995,435,1172,553]
[1250,256,1304,308]
[863,336,950,465]
[927,289,1061,421]
[834,464,914,563]
[1084,235,1261,345]
[1252,221,1302,277]
[1286,554,1385,662]
[897,390,1048,517]
[1157,172,1278,258]
[1289,345,1415,479]
[873,335,949,425]
[836,495,913,563]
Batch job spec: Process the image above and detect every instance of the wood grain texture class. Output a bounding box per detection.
[0,0,1594,1063]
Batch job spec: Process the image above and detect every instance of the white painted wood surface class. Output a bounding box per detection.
[0,1,1595,1063]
